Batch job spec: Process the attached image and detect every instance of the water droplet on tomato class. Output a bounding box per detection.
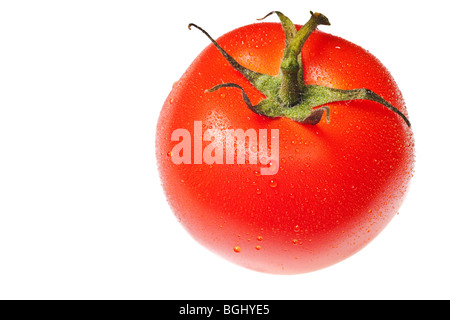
[294,225,300,232]
[167,151,172,157]
[256,188,262,195]
[257,236,263,241]
[233,246,241,253]
[254,170,261,177]
[255,245,261,250]
[292,239,299,245]
[170,98,174,104]
[269,180,277,188]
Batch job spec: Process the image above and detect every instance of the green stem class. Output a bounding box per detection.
[189,11,411,128]
[258,11,297,56]
[279,12,330,106]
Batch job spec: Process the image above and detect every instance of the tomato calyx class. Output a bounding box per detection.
[189,11,411,127]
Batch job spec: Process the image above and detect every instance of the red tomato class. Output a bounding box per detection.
[156,12,414,274]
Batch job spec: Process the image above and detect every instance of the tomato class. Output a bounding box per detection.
[156,11,415,274]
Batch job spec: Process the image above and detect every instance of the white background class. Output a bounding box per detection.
[0,0,449,300]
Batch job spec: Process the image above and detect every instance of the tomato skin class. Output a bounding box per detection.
[156,23,415,274]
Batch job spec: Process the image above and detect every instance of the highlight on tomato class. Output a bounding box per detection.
[156,10,415,274]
